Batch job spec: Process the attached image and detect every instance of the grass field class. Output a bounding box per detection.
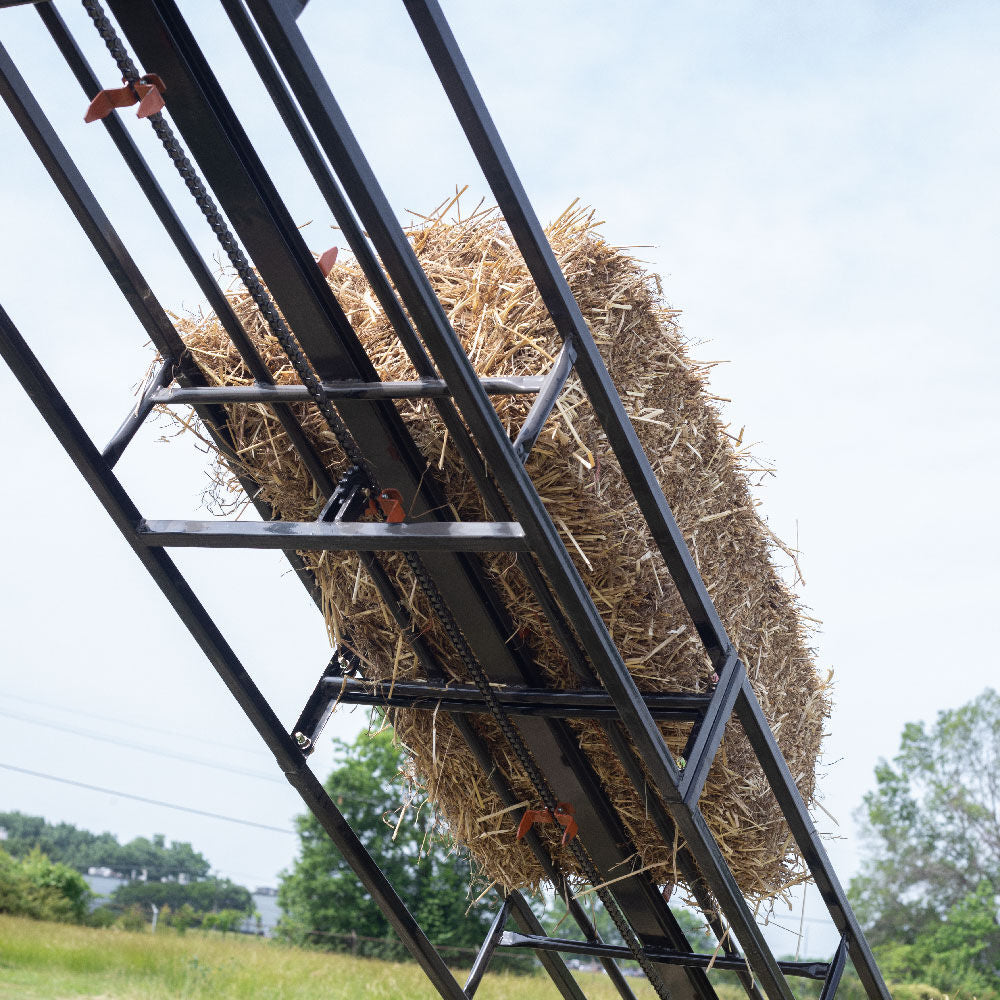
[2,913,932,1000]
[0,913,674,1000]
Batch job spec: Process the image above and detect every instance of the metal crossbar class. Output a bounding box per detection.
[0,3,892,1000]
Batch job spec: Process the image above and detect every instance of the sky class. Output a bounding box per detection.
[1,0,999,964]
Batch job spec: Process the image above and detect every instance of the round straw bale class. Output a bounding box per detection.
[170,201,830,904]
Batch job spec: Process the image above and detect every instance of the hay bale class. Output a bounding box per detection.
[171,201,830,904]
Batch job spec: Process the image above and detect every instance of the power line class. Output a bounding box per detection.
[0,762,295,835]
[1,689,271,757]
[0,706,284,785]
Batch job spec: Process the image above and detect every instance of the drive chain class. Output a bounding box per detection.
[81,5,673,994]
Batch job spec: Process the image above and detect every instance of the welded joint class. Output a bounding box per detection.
[819,931,850,1000]
[101,355,175,468]
[679,652,745,806]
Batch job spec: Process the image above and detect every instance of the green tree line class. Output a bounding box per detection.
[0,812,210,881]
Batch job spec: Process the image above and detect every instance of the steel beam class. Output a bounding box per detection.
[499,932,830,980]
[819,934,850,1000]
[513,341,576,462]
[152,376,544,405]
[330,677,709,720]
[464,897,511,998]
[0,303,466,1000]
[678,652,745,805]
[102,357,175,468]
[136,518,528,552]
[734,684,891,1000]
[240,4,787,994]
[402,0,732,670]
[505,893,590,1000]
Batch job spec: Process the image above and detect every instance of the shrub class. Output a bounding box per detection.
[0,847,91,923]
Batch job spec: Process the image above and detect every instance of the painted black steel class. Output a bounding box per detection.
[505,893,590,1000]
[331,678,709,721]
[820,934,850,1000]
[102,357,174,468]
[290,654,346,753]
[135,517,528,552]
[498,932,830,981]
[152,376,544,405]
[0,304,466,1000]
[239,4,792,994]
[464,897,512,998]
[512,341,576,462]
[678,652,745,805]
[734,684,890,1000]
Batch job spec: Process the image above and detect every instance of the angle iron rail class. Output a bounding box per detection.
[151,376,544,404]
[512,341,577,463]
[505,893,590,1000]
[678,652,745,805]
[35,4,337,501]
[239,4,795,995]
[136,517,529,552]
[463,897,512,998]
[819,934,850,1000]
[329,677,710,720]
[403,0,732,669]
[734,684,889,1000]
[0,303,466,1000]
[499,932,830,981]
[102,356,175,468]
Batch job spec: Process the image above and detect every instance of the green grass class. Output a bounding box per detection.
[0,913,670,1000]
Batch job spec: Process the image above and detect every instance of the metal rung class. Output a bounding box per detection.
[330,677,710,720]
[499,931,830,981]
[152,375,545,406]
[135,518,528,552]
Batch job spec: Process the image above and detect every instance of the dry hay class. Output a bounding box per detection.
[168,200,830,906]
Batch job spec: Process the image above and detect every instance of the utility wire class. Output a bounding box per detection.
[1,689,273,758]
[0,762,294,835]
[0,710,394,809]
[0,706,283,785]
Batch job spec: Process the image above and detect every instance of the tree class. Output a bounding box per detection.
[876,883,1000,999]
[112,876,252,915]
[278,728,494,957]
[0,846,91,923]
[850,689,1000,947]
[0,812,210,881]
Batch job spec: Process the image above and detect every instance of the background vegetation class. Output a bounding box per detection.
[4,691,1000,998]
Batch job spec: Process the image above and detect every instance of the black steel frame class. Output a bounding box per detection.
[0,3,890,999]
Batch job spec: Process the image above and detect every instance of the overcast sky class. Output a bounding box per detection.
[1,0,998,963]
